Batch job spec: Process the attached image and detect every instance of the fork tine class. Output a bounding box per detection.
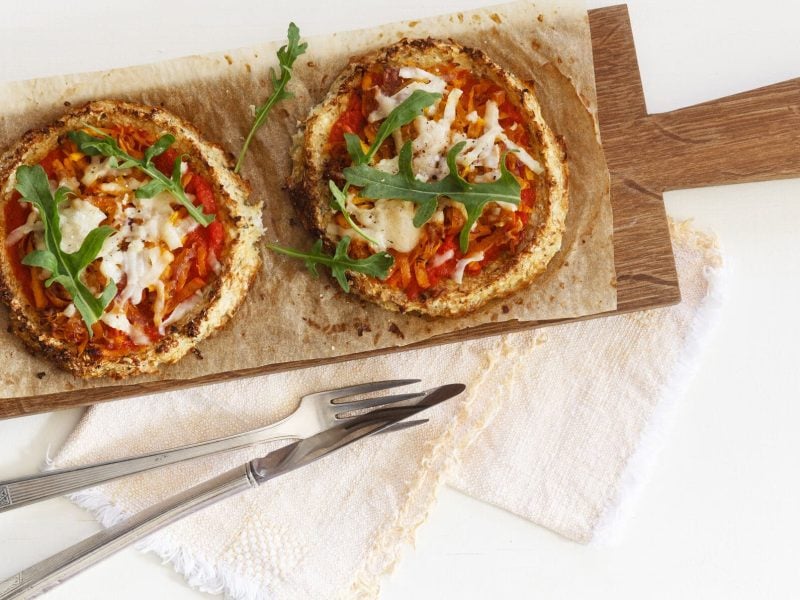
[353,383,466,424]
[333,391,426,417]
[303,379,421,403]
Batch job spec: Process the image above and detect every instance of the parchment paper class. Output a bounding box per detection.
[0,0,615,399]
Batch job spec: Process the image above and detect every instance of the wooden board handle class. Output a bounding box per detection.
[618,79,800,191]
[591,5,800,193]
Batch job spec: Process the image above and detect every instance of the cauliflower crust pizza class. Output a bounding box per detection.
[0,100,263,378]
[288,38,568,317]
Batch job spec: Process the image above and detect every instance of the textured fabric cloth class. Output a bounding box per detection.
[52,221,723,599]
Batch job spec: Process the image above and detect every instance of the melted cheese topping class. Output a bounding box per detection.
[6,210,43,247]
[412,88,463,182]
[95,188,199,333]
[159,292,203,335]
[431,248,454,268]
[329,191,422,253]
[80,156,133,187]
[21,170,203,344]
[452,252,485,284]
[6,198,107,253]
[368,68,447,122]
[100,304,151,346]
[58,199,106,253]
[335,65,544,288]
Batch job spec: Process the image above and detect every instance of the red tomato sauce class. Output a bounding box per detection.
[3,127,226,356]
[326,61,541,299]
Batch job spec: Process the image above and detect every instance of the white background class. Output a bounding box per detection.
[1,0,799,598]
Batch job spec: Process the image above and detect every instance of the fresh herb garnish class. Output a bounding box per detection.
[344,140,521,252]
[15,165,116,335]
[343,89,441,166]
[235,22,307,174]
[68,129,214,226]
[331,89,441,245]
[267,236,393,293]
[328,180,379,246]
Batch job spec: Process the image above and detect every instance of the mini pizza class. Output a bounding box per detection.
[0,100,263,378]
[288,38,568,316]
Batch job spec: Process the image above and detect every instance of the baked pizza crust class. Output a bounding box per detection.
[0,100,264,378]
[288,38,569,317]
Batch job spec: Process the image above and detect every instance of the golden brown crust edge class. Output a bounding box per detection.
[287,38,569,317]
[0,100,264,378]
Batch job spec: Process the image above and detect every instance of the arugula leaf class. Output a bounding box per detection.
[330,90,441,246]
[343,141,521,252]
[68,130,213,227]
[441,142,521,252]
[267,236,393,293]
[15,165,116,335]
[343,89,441,166]
[327,180,379,247]
[235,22,307,173]
[143,133,174,165]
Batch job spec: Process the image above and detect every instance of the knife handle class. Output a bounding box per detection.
[0,464,255,600]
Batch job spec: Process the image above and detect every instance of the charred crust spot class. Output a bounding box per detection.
[388,322,405,339]
[192,347,204,360]
[502,304,510,314]
[36,371,46,379]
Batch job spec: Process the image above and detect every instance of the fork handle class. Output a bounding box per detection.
[0,419,296,513]
[0,464,255,600]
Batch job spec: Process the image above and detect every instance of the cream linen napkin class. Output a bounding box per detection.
[49,221,724,599]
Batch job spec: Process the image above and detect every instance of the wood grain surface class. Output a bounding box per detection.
[3,5,797,418]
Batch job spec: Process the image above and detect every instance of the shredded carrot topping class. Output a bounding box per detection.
[326,61,540,300]
[2,125,227,356]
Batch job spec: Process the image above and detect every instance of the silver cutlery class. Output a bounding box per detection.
[0,382,464,600]
[0,379,433,512]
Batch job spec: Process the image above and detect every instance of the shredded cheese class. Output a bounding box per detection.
[95,186,200,330]
[6,210,43,247]
[346,83,543,256]
[431,248,454,268]
[339,192,422,253]
[22,169,203,338]
[455,100,543,179]
[58,199,106,253]
[159,292,203,335]
[80,156,133,187]
[100,304,150,346]
[368,67,447,122]
[452,252,485,284]
[411,88,463,182]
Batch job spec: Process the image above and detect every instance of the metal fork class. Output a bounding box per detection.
[0,379,428,512]
[0,383,466,600]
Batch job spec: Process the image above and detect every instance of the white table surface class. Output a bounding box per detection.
[1,1,799,598]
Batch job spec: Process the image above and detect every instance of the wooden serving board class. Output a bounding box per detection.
[2,5,798,418]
